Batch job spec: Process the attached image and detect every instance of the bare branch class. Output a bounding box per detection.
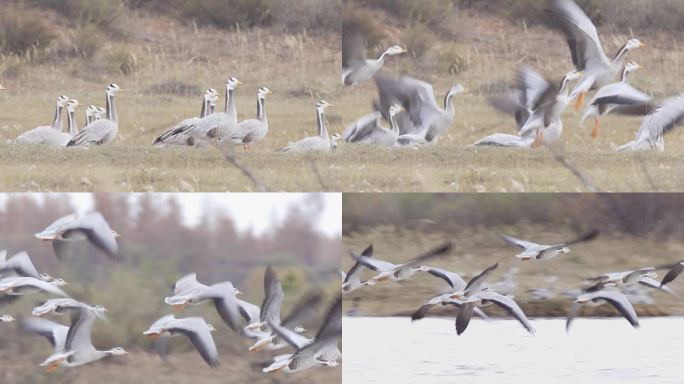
[214,143,270,192]
[544,144,599,192]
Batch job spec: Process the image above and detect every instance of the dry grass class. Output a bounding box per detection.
[334,9,684,192]
[342,224,684,318]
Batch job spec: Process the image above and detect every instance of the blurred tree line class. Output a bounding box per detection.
[0,193,340,351]
[343,194,684,239]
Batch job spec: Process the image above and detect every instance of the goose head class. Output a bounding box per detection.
[316,100,333,113]
[50,278,68,286]
[560,247,570,254]
[625,38,646,50]
[57,95,70,107]
[108,347,128,356]
[448,84,466,96]
[226,77,243,91]
[39,273,55,282]
[106,83,123,96]
[66,99,79,113]
[383,45,407,57]
[85,105,97,120]
[0,314,15,322]
[96,107,106,119]
[623,61,642,75]
[257,86,272,99]
[233,286,242,295]
[388,104,405,117]
[207,323,217,332]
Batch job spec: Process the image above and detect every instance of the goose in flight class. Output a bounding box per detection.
[497,229,598,260]
[23,316,69,361]
[472,67,581,147]
[165,279,242,333]
[566,289,639,332]
[0,250,56,281]
[343,105,404,146]
[220,87,272,150]
[263,296,341,373]
[32,298,104,317]
[0,276,68,298]
[656,260,684,288]
[411,266,489,322]
[349,241,454,285]
[144,315,219,367]
[187,77,241,143]
[588,268,681,299]
[0,314,14,322]
[374,73,465,144]
[448,262,499,301]
[35,212,121,262]
[342,244,374,294]
[153,88,218,146]
[548,0,645,111]
[342,31,406,86]
[278,101,338,153]
[14,95,70,146]
[457,289,535,335]
[615,93,684,152]
[581,62,652,138]
[39,304,126,371]
[67,84,123,146]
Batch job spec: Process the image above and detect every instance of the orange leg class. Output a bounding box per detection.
[574,92,586,113]
[591,118,600,139]
[532,130,544,149]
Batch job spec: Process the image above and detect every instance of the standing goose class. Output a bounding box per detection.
[220,86,272,150]
[67,84,123,146]
[153,89,218,146]
[548,0,645,110]
[35,212,122,262]
[374,73,465,144]
[615,93,684,152]
[64,99,80,137]
[188,77,241,143]
[278,100,337,153]
[342,32,406,87]
[581,62,653,138]
[39,304,126,370]
[14,95,70,146]
[143,315,219,367]
[344,105,404,146]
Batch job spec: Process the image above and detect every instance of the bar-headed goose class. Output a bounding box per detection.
[498,229,598,260]
[548,0,645,111]
[615,93,684,152]
[344,105,404,146]
[35,212,122,262]
[153,88,218,146]
[188,77,241,143]
[143,315,219,367]
[220,86,272,150]
[278,100,337,153]
[566,289,639,332]
[67,84,123,146]
[15,95,70,146]
[342,31,406,87]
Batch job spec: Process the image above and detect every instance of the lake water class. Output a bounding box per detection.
[343,316,684,384]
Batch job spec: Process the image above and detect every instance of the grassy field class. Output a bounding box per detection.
[2,7,684,191]
[342,224,684,318]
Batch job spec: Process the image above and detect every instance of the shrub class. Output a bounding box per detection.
[270,0,340,34]
[72,23,104,58]
[0,5,57,56]
[33,0,127,35]
[146,80,202,97]
[403,23,433,59]
[103,46,138,75]
[175,0,273,29]
[342,4,387,51]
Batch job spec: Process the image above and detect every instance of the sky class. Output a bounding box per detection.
[0,193,341,237]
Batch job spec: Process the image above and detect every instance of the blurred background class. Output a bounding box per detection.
[0,192,341,383]
[343,194,684,317]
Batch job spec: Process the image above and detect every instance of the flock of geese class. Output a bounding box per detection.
[6,0,684,154]
[6,79,341,154]
[342,230,684,334]
[342,0,684,151]
[0,211,341,374]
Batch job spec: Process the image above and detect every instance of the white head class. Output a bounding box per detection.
[316,100,333,113]
[96,107,106,119]
[66,99,79,113]
[0,314,15,322]
[624,61,642,74]
[233,287,242,295]
[383,45,407,56]
[226,77,242,91]
[205,88,219,101]
[644,271,658,279]
[257,86,272,99]
[207,323,217,332]
[85,105,97,119]
[322,360,339,367]
[106,83,123,96]
[560,247,570,254]
[57,95,70,107]
[50,278,68,286]
[564,70,583,82]
[293,325,306,333]
[388,104,405,117]
[38,273,54,282]
[449,84,466,96]
[108,347,128,356]
[625,38,646,50]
